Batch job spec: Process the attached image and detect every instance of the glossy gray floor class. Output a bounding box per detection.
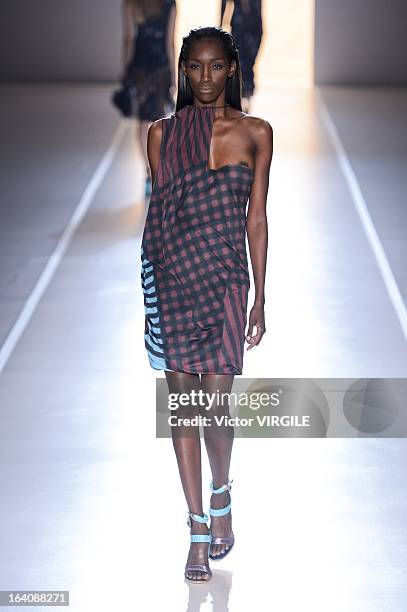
[0,83,406,610]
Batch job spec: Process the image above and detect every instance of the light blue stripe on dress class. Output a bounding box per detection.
[141,246,169,371]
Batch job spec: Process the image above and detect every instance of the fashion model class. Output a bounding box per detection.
[140,26,273,581]
[121,0,177,196]
[220,0,263,112]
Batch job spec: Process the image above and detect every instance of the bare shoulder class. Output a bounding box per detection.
[147,118,166,157]
[241,113,273,148]
[148,117,164,142]
[147,117,169,178]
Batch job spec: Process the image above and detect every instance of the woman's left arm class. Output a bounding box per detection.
[245,118,273,350]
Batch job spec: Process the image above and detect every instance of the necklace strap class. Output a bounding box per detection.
[194,103,230,109]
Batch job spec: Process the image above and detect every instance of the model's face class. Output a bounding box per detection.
[183,39,235,103]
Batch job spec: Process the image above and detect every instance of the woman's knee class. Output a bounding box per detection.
[165,370,201,417]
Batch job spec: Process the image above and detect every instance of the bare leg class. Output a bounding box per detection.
[165,370,211,581]
[200,373,235,558]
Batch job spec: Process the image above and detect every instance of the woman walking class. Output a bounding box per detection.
[220,0,263,112]
[141,26,273,581]
[121,0,177,197]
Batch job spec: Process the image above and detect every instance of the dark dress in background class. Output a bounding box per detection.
[221,0,263,98]
[126,0,176,121]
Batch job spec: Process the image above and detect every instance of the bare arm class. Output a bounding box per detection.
[121,0,137,77]
[219,0,230,27]
[166,4,177,88]
[144,119,163,332]
[245,118,273,349]
[147,118,164,190]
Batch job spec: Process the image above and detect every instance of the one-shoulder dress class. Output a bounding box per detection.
[140,103,254,374]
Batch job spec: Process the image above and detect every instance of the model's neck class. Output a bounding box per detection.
[194,103,229,109]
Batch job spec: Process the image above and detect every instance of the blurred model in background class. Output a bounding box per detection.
[220,0,263,113]
[121,0,177,198]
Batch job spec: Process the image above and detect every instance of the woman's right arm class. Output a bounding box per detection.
[121,0,137,77]
[147,119,164,188]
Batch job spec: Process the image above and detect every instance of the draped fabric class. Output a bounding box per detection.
[141,104,253,374]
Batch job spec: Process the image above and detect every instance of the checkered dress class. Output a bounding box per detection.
[141,103,254,374]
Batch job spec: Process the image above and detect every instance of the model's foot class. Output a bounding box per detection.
[185,521,211,581]
[209,490,234,557]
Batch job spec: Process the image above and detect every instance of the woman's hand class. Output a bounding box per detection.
[245,302,266,350]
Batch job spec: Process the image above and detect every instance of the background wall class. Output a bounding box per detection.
[314,0,407,85]
[0,0,223,84]
[1,0,407,84]
[0,0,122,82]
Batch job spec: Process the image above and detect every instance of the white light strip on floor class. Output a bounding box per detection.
[0,119,128,375]
[317,89,407,342]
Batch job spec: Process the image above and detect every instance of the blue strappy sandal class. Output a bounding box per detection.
[184,511,212,582]
[208,479,235,561]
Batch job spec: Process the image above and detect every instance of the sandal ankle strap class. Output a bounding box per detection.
[187,511,209,528]
[210,478,233,494]
[209,502,231,517]
[190,533,212,543]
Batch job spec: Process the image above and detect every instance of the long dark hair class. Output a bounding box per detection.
[176,26,243,112]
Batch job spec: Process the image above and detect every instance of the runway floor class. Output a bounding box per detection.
[0,82,406,610]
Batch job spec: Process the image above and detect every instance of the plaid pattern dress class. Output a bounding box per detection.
[141,103,254,374]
